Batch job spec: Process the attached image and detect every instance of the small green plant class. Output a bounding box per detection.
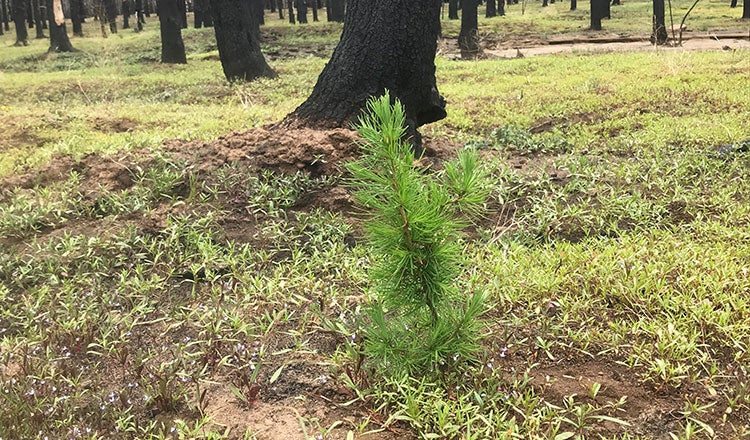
[346,93,490,376]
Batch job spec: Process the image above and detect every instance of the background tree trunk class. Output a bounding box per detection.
[288,0,294,23]
[458,0,480,58]
[328,0,344,21]
[276,0,283,19]
[47,0,74,51]
[13,0,29,45]
[296,0,307,23]
[498,0,505,15]
[122,0,130,28]
[180,0,187,28]
[570,0,576,11]
[2,0,10,32]
[32,0,45,38]
[590,0,605,30]
[448,0,458,19]
[651,0,667,44]
[288,0,445,150]
[105,0,117,33]
[210,0,276,81]
[743,0,749,18]
[486,0,496,17]
[71,0,84,35]
[730,0,737,8]
[157,0,186,63]
[134,0,143,30]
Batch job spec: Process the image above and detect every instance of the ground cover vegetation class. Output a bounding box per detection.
[1,4,750,440]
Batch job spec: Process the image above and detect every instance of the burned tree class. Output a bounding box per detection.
[47,0,74,51]
[287,0,445,150]
[13,0,29,45]
[210,0,276,81]
[157,0,186,63]
[651,0,668,44]
[458,0,480,58]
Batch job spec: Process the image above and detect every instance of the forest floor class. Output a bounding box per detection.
[1,4,750,440]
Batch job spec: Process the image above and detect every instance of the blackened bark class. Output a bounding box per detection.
[743,0,749,18]
[122,0,130,27]
[328,0,344,21]
[288,0,446,147]
[448,0,458,19]
[157,0,186,63]
[288,0,294,23]
[211,0,275,81]
[26,0,32,27]
[611,0,620,5]
[32,0,44,38]
[0,0,4,35]
[498,0,505,15]
[604,0,610,18]
[202,0,213,26]
[458,0,480,58]
[134,0,143,29]
[730,0,737,8]
[71,0,83,35]
[311,0,318,21]
[13,0,29,45]
[570,0,576,10]
[590,0,606,30]
[542,0,548,6]
[253,0,264,24]
[296,0,307,23]
[47,0,74,51]
[486,0,496,16]
[194,0,202,27]
[651,0,667,44]
[2,0,9,32]
[180,0,187,27]
[276,0,283,19]
[144,0,150,16]
[105,0,117,33]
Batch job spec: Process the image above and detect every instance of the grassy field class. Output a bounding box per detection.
[1,5,750,440]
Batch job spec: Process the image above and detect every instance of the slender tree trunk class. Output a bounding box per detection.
[180,0,187,27]
[70,0,83,34]
[105,0,117,33]
[570,0,576,11]
[144,0,150,16]
[277,0,283,19]
[743,0,749,18]
[296,0,307,22]
[202,0,213,26]
[288,0,445,152]
[486,0,496,16]
[211,0,276,81]
[194,0,202,27]
[47,0,74,51]
[32,0,45,38]
[13,0,29,45]
[542,0,548,6]
[328,0,343,21]
[311,0,318,21]
[590,0,605,29]
[458,0,480,58]
[2,0,10,32]
[157,0,186,63]
[651,0,667,44]
[27,0,33,28]
[448,0,458,19]
[288,0,295,23]
[498,0,505,15]
[134,0,143,29]
[730,0,737,8]
[0,0,4,35]
[122,0,130,27]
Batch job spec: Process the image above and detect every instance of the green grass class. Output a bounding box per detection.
[1,7,750,440]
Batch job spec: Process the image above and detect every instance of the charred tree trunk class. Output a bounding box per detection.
[2,0,9,32]
[13,0,29,45]
[458,0,480,58]
[288,0,445,151]
[743,0,749,18]
[296,0,307,22]
[486,0,496,16]
[194,0,202,27]
[122,0,130,28]
[105,0,117,33]
[211,0,275,81]
[47,0,74,51]
[70,0,83,34]
[0,0,4,35]
[157,0,186,63]
[651,0,667,44]
[542,0,548,6]
[32,0,45,38]
[252,0,264,24]
[604,0,610,18]
[180,0,187,27]
[730,0,737,8]
[448,0,458,19]
[288,0,294,23]
[611,0,620,5]
[134,0,143,29]
[328,0,344,21]
[570,0,576,10]
[498,0,505,15]
[276,0,283,19]
[590,0,606,30]
[311,0,318,21]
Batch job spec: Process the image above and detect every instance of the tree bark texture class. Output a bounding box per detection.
[13,0,29,45]
[287,0,294,23]
[2,0,9,32]
[276,0,283,19]
[486,0,496,17]
[122,0,130,28]
[498,0,505,15]
[105,0,117,33]
[70,0,83,35]
[328,0,343,21]
[180,0,187,28]
[311,0,318,21]
[289,0,446,140]
[448,0,458,19]
[590,0,606,30]
[570,0,576,11]
[651,0,667,44]
[47,0,74,51]
[296,0,307,23]
[211,0,276,81]
[0,0,4,35]
[157,0,186,63]
[32,0,44,38]
[458,0,480,58]
[730,0,736,8]
[252,0,264,24]
[743,0,749,18]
